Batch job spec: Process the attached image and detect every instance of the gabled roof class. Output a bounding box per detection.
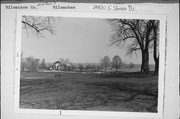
[53,61,62,64]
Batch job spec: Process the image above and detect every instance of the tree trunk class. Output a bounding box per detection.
[141,20,152,73]
[154,57,159,75]
[144,49,150,73]
[153,40,159,75]
[141,50,149,73]
[141,51,145,72]
[116,62,118,72]
[153,23,159,75]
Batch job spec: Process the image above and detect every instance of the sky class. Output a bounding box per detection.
[21,17,155,64]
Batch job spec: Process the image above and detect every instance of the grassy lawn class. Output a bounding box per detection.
[20,71,158,112]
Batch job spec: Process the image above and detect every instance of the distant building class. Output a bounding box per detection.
[50,61,72,71]
[50,61,63,70]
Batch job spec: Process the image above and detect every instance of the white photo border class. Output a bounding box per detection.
[15,10,166,118]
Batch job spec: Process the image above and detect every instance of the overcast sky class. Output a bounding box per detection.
[22,17,154,64]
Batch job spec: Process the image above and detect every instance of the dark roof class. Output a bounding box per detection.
[53,61,62,64]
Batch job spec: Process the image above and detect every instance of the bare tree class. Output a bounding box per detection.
[151,21,159,75]
[101,56,111,72]
[129,62,135,68]
[85,65,91,73]
[21,58,28,71]
[39,58,46,70]
[63,58,71,71]
[59,57,64,63]
[109,19,155,73]
[78,64,84,74]
[22,16,57,36]
[112,55,122,72]
[26,56,39,71]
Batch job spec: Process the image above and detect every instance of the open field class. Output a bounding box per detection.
[20,71,158,112]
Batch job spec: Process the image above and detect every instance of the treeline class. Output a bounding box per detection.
[21,56,47,71]
[20,55,138,73]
